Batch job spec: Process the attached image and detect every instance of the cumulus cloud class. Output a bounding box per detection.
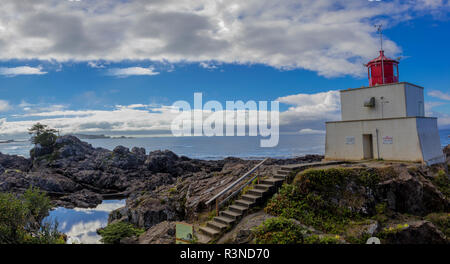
[199,62,219,70]
[428,90,450,101]
[87,61,106,69]
[0,66,47,77]
[277,90,341,131]
[106,67,160,77]
[0,88,342,135]
[0,100,11,112]
[0,104,180,135]
[0,0,448,77]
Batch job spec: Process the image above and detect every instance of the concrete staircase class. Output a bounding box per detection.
[199,167,291,238]
[198,160,347,240]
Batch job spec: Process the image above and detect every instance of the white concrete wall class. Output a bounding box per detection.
[325,117,425,162]
[405,83,425,117]
[416,118,445,165]
[340,83,408,121]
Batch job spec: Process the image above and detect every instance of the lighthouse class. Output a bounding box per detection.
[324,28,444,165]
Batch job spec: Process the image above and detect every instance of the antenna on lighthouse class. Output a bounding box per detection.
[375,24,383,51]
[374,24,385,84]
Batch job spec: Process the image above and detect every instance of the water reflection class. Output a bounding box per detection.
[45,199,125,244]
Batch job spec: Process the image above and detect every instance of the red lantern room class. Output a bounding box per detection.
[367,50,399,87]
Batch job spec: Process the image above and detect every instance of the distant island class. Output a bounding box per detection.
[70,134,134,139]
[0,140,14,144]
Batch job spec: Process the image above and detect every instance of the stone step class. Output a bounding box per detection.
[229,204,248,214]
[273,174,287,179]
[235,199,255,208]
[220,210,242,220]
[254,184,273,190]
[261,177,284,185]
[214,216,235,225]
[248,188,266,196]
[199,226,220,237]
[277,170,290,175]
[207,220,228,231]
[241,193,261,202]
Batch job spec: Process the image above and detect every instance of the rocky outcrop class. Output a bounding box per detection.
[109,196,184,229]
[217,211,275,244]
[108,155,323,230]
[377,166,449,215]
[381,221,447,244]
[0,152,31,171]
[138,221,176,244]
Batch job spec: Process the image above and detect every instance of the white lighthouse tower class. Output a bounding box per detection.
[325,27,444,165]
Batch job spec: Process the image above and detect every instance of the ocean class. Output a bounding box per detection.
[0,130,449,159]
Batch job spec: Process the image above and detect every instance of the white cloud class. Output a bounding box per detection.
[0,0,447,77]
[277,90,341,131]
[299,128,326,135]
[428,90,450,101]
[199,62,219,70]
[107,67,160,77]
[0,104,181,135]
[87,61,106,69]
[0,91,329,135]
[0,66,47,77]
[0,100,11,112]
[65,220,104,244]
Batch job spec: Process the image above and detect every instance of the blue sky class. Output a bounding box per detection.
[0,0,449,136]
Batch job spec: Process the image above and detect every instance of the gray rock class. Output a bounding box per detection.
[138,221,176,244]
[381,221,447,244]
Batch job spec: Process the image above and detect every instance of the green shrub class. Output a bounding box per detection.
[23,186,52,222]
[304,234,342,244]
[0,187,61,244]
[425,212,450,238]
[253,217,308,244]
[26,221,66,244]
[432,170,450,198]
[265,184,356,234]
[0,192,29,243]
[98,222,145,244]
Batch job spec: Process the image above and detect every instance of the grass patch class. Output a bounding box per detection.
[425,212,450,238]
[431,170,450,199]
[253,217,308,244]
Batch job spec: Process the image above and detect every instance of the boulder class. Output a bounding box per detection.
[138,221,176,244]
[145,150,180,174]
[377,167,449,215]
[0,152,31,171]
[109,196,184,230]
[381,221,447,244]
[109,146,141,170]
[56,135,94,160]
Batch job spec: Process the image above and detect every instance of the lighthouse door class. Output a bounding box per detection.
[362,134,374,159]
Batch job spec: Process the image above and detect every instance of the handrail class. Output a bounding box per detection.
[205,157,268,206]
[218,170,260,208]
